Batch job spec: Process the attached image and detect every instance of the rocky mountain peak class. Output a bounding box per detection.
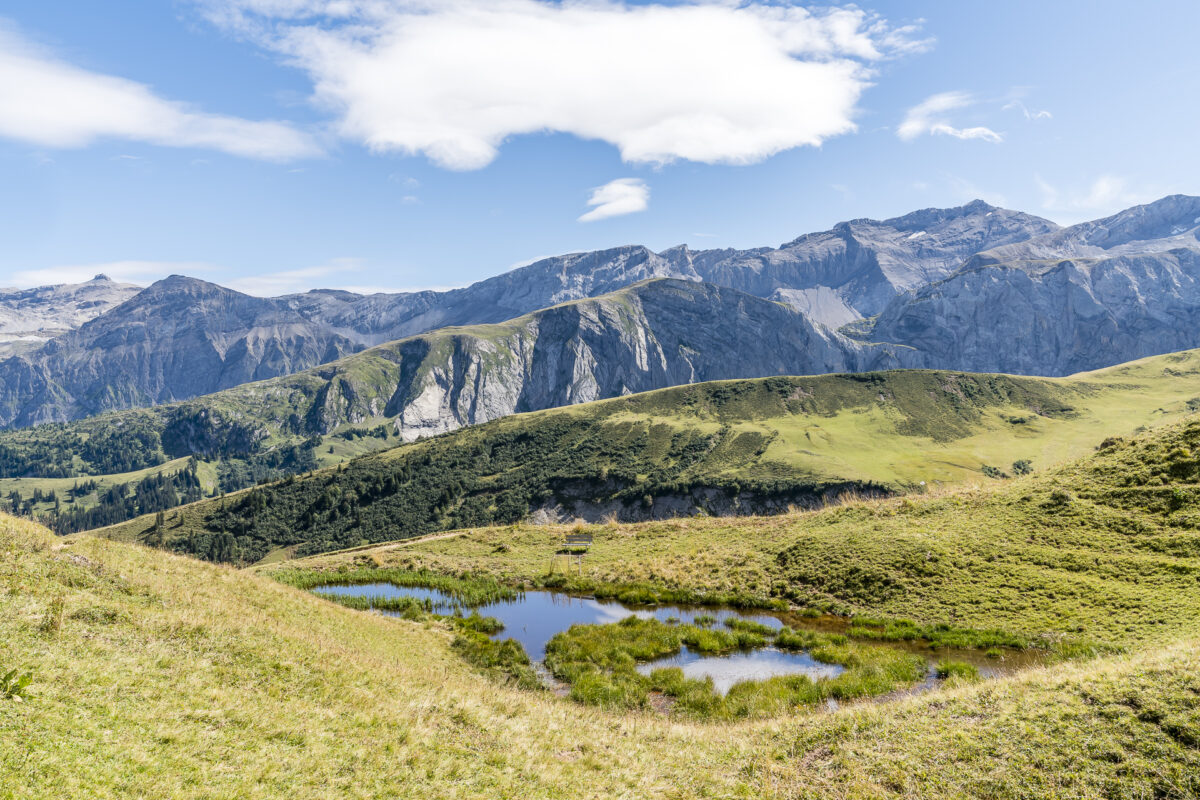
[969,194,1200,266]
[1078,194,1200,247]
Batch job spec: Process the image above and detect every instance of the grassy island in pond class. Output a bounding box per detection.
[544,616,927,718]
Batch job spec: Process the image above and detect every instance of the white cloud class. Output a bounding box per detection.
[199,0,927,170]
[6,257,368,296]
[898,91,1002,143]
[0,24,320,160]
[7,261,214,288]
[388,174,420,188]
[1003,100,1052,121]
[1035,174,1160,220]
[578,178,649,222]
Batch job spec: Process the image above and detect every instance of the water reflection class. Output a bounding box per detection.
[312,582,784,661]
[636,645,844,694]
[312,582,1043,692]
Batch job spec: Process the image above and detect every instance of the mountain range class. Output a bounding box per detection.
[0,274,140,359]
[2,195,1199,434]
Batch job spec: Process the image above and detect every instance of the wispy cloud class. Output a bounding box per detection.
[7,261,215,288]
[945,175,1007,208]
[198,0,928,170]
[898,91,1003,143]
[0,22,320,160]
[578,178,650,223]
[1035,174,1161,220]
[6,257,373,296]
[1003,100,1052,121]
[221,258,365,295]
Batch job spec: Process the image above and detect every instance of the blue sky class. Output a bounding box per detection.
[1,0,1197,294]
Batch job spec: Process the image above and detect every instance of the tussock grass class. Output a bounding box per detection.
[6,514,1200,797]
[936,660,981,681]
[543,616,926,719]
[296,419,1200,654]
[273,565,520,607]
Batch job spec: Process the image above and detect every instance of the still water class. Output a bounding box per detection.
[312,582,1038,695]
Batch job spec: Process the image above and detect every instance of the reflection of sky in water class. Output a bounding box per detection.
[313,582,1036,695]
[313,583,785,662]
[636,645,844,694]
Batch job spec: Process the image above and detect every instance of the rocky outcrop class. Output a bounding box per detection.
[966,194,1200,266]
[0,275,140,358]
[689,200,1058,319]
[867,196,1200,375]
[304,279,916,441]
[0,276,365,428]
[529,480,890,524]
[0,201,1053,429]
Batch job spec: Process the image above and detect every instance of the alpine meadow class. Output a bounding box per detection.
[4,2,1200,798]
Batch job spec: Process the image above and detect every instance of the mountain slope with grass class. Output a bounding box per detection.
[0,278,899,480]
[269,414,1200,652]
[94,349,1200,563]
[0,201,1052,430]
[6,455,1200,797]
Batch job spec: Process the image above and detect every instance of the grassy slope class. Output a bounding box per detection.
[4,515,1200,799]
[0,457,219,516]
[96,349,1200,561]
[594,348,1200,487]
[272,416,1200,652]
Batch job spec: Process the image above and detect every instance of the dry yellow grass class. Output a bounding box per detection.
[4,512,1200,798]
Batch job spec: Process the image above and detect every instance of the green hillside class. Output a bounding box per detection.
[97,349,1200,564]
[7,419,1200,797]
[273,414,1200,652]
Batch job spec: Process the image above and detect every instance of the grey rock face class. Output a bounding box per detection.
[0,276,365,428]
[968,194,1200,265]
[0,200,1047,430]
[0,275,141,358]
[336,279,916,441]
[176,280,917,446]
[693,200,1059,317]
[868,196,1200,375]
[273,200,1056,343]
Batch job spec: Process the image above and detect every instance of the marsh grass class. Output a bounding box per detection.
[10,511,1200,798]
[936,660,981,681]
[315,592,432,618]
[274,565,519,607]
[845,617,1030,650]
[450,631,542,690]
[544,616,926,719]
[723,618,776,637]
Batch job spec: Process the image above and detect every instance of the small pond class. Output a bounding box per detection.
[637,645,844,693]
[312,582,1041,697]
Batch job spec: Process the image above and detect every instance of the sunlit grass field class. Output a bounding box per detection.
[6,500,1200,798]
[275,414,1200,654]
[93,350,1200,562]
